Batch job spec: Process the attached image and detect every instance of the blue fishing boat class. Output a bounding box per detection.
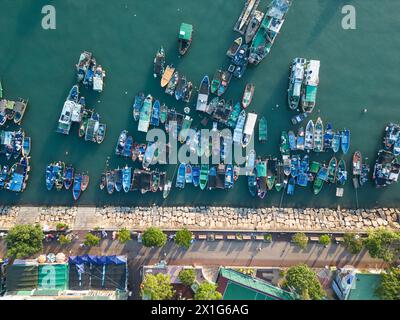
[337,159,347,186]
[185,164,193,184]
[45,164,56,191]
[288,130,296,151]
[290,155,300,178]
[63,165,74,190]
[248,169,257,197]
[287,177,295,195]
[192,166,200,187]
[232,44,249,67]
[114,169,123,192]
[341,129,350,154]
[324,123,334,150]
[122,166,132,193]
[150,100,160,127]
[175,76,187,101]
[115,130,128,156]
[67,85,79,103]
[297,173,308,187]
[106,170,115,195]
[225,164,234,189]
[176,163,186,189]
[72,173,82,201]
[133,92,145,121]
[300,155,309,173]
[332,132,341,153]
[123,136,133,158]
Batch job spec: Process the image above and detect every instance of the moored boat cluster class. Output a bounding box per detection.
[76,51,106,92]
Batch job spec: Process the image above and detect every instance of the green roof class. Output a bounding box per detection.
[347,274,382,300]
[305,85,318,103]
[38,264,69,290]
[179,23,193,41]
[219,268,297,300]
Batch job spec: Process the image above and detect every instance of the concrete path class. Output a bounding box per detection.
[15,207,40,225]
[73,207,97,230]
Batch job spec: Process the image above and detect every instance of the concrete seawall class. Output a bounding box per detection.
[1,205,399,232]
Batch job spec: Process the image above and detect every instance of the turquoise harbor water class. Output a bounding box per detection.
[0,0,399,208]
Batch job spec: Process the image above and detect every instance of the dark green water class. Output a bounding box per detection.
[0,0,399,208]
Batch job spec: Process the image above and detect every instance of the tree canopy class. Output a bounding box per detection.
[363,228,400,263]
[344,233,363,254]
[283,264,326,300]
[117,228,132,244]
[142,227,167,247]
[141,273,175,300]
[178,268,196,286]
[376,267,400,300]
[194,281,222,300]
[5,224,44,259]
[319,234,331,246]
[292,233,309,250]
[84,233,100,246]
[174,228,193,249]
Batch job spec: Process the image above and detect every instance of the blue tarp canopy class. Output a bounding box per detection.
[8,173,23,192]
[69,255,127,265]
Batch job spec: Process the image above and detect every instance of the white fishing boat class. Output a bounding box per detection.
[138,94,153,133]
[233,110,246,145]
[242,112,258,147]
[304,119,314,151]
[93,65,106,92]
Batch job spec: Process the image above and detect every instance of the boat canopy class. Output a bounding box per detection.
[196,94,208,112]
[305,60,320,86]
[179,23,193,41]
[8,171,24,192]
[256,162,267,177]
[85,118,99,142]
[305,85,318,103]
[244,113,258,135]
[293,82,302,97]
[93,77,103,92]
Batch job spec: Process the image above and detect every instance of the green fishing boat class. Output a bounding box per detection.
[211,69,223,95]
[309,161,320,175]
[227,102,241,128]
[280,131,290,155]
[313,177,324,195]
[199,164,209,190]
[160,103,168,124]
[327,157,337,184]
[259,116,267,142]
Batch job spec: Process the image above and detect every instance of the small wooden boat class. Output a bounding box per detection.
[324,123,334,150]
[115,130,128,156]
[153,46,165,78]
[258,116,267,143]
[160,103,168,124]
[313,176,324,195]
[81,174,90,191]
[199,164,209,190]
[337,159,347,186]
[175,76,187,101]
[45,164,56,191]
[304,120,314,151]
[96,123,106,144]
[247,169,257,197]
[150,100,160,127]
[211,69,223,95]
[72,173,82,200]
[327,157,338,184]
[287,177,295,195]
[99,173,106,190]
[114,169,123,192]
[290,155,300,178]
[176,163,186,189]
[296,127,305,151]
[133,92,145,121]
[291,112,308,125]
[22,136,31,157]
[13,98,28,124]
[280,131,290,156]
[313,117,324,152]
[54,162,65,191]
[178,23,193,56]
[242,83,254,109]
[196,75,210,112]
[288,130,296,151]
[288,57,306,110]
[225,164,234,189]
[245,11,264,43]
[185,164,193,184]
[332,132,341,153]
[163,180,172,199]
[256,160,267,199]
[106,171,115,195]
[352,151,362,176]
[63,165,74,190]
[123,136,133,158]
[192,166,200,187]
[161,65,175,87]
[122,166,131,193]
[226,37,243,58]
[151,171,160,192]
[359,163,370,186]
[341,129,350,154]
[233,166,240,181]
[182,81,193,103]
[217,71,232,97]
[165,71,179,96]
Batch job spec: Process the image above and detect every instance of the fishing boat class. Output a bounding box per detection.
[163,180,172,199]
[160,104,168,124]
[178,115,193,143]
[211,70,223,95]
[256,160,267,199]
[245,10,264,44]
[337,159,347,186]
[280,131,290,156]
[99,173,106,191]
[234,0,260,34]
[178,23,193,56]
[176,163,186,189]
[242,112,257,147]
[234,166,240,181]
[122,136,133,158]
[93,65,105,92]
[245,149,256,174]
[301,59,320,113]
[248,0,292,65]
[288,130,296,151]
[359,163,370,186]
[296,127,305,151]
[13,98,28,124]
[166,71,179,96]
[114,169,123,192]
[313,174,324,195]
[332,132,341,153]
[227,102,241,128]
[297,156,309,187]
[106,171,115,195]
[96,123,106,144]
[226,37,243,58]
[115,130,128,156]
[208,166,217,190]
[242,83,254,109]
[182,81,193,103]
[153,46,165,78]
[217,71,232,97]
[211,123,221,159]
[45,164,56,191]
[288,57,306,110]
[76,51,92,82]
[143,142,158,169]
[185,164,193,184]
[233,44,249,68]
[175,76,187,101]
[266,158,277,190]
[63,165,74,190]
[233,110,246,145]
[224,164,234,189]
[122,166,132,193]
[54,162,65,191]
[283,155,291,176]
[151,171,160,192]
[287,177,295,195]
[133,92,145,121]
[21,136,31,157]
[138,94,153,133]
[78,109,91,138]
[258,116,267,143]
[72,173,82,200]
[291,112,308,125]
[290,155,300,178]
[341,129,350,154]
[323,123,334,150]
[192,166,200,187]
[352,151,362,176]
[309,161,320,175]
[161,65,175,87]
[327,157,338,184]
[196,75,210,112]
[81,174,89,191]
[199,164,209,190]
[304,120,314,151]
[313,117,324,152]
[248,169,257,196]
[150,100,160,127]
[275,162,285,192]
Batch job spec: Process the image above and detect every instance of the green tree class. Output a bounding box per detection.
[117,228,131,244]
[283,264,326,300]
[319,234,331,246]
[194,281,222,300]
[264,233,272,242]
[5,224,44,259]
[292,233,309,250]
[344,233,363,254]
[363,228,400,263]
[174,228,193,249]
[376,267,400,300]
[178,268,196,286]
[84,233,100,247]
[56,223,69,231]
[142,227,167,248]
[58,234,72,245]
[141,273,175,300]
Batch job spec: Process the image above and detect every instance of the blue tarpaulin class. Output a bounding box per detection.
[69,255,127,265]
